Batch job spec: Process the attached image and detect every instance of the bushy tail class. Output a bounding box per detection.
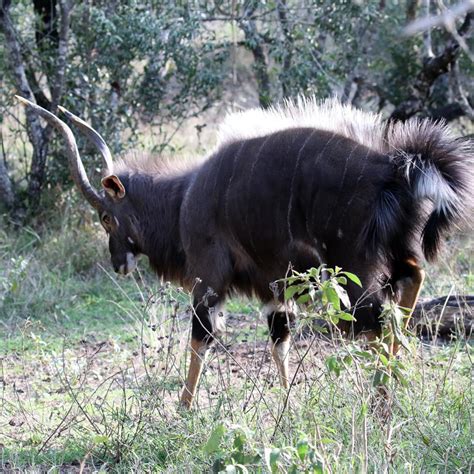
[364,119,473,263]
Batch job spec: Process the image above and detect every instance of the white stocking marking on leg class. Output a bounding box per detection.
[262,300,298,317]
[272,339,290,389]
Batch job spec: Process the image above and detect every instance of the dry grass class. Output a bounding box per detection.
[0,212,472,472]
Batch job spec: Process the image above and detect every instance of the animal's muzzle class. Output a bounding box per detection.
[114,252,137,275]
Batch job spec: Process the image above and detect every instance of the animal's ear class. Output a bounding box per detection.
[101,174,126,199]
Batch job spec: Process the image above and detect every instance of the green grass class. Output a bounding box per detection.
[0,213,473,473]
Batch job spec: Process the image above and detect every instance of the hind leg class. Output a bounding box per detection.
[391,258,425,355]
[265,303,295,389]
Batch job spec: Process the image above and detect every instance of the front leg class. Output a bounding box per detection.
[180,336,210,409]
[266,303,295,389]
[178,239,232,408]
[180,288,225,409]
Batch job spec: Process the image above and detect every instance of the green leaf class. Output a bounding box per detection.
[343,355,353,366]
[93,435,109,445]
[296,439,309,461]
[337,276,347,285]
[264,448,281,473]
[338,311,356,321]
[325,355,341,377]
[334,283,351,309]
[392,367,409,387]
[373,369,389,387]
[296,293,311,304]
[233,432,246,452]
[387,306,412,352]
[342,271,362,287]
[319,437,336,444]
[284,285,303,301]
[312,464,324,474]
[204,423,225,454]
[421,434,431,446]
[357,402,368,424]
[309,267,321,278]
[379,342,390,354]
[329,314,340,325]
[354,350,372,359]
[269,448,281,472]
[325,286,341,310]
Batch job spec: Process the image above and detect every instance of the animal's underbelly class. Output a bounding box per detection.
[228,237,324,301]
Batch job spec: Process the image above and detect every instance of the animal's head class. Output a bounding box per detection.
[99,174,141,274]
[16,96,141,275]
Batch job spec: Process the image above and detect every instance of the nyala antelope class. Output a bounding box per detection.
[17,95,472,408]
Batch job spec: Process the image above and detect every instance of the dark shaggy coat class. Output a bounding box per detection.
[110,98,472,336]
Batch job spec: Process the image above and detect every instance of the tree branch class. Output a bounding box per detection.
[429,101,470,121]
[451,63,474,119]
[404,0,474,35]
[412,295,474,337]
[390,11,474,121]
[406,0,421,23]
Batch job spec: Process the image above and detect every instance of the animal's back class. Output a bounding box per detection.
[210,130,386,242]
[183,127,395,303]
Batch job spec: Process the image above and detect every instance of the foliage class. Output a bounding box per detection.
[0,0,228,211]
[281,265,413,388]
[282,266,360,325]
[204,422,325,473]
[67,2,227,148]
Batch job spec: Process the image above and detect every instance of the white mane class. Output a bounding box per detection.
[115,97,465,186]
[217,97,387,152]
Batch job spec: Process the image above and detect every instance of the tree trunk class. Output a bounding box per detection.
[27,144,50,203]
[406,0,420,23]
[0,0,72,209]
[277,0,293,99]
[0,166,14,209]
[1,1,47,208]
[0,146,14,209]
[238,3,271,108]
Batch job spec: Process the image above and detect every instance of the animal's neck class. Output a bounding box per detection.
[130,171,190,283]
